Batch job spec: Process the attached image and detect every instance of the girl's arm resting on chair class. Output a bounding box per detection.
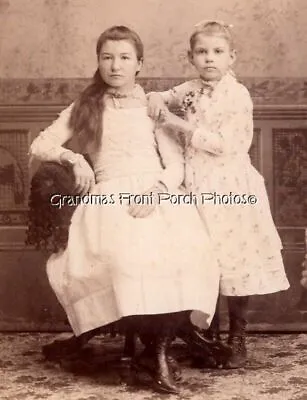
[29,103,95,195]
[28,103,81,164]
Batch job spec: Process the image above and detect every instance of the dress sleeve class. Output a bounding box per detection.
[154,125,185,192]
[159,88,180,108]
[190,86,254,155]
[28,103,75,164]
[148,81,192,110]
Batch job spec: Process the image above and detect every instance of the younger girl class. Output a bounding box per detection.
[148,20,290,368]
[29,26,220,393]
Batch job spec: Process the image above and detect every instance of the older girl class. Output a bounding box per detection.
[29,25,220,394]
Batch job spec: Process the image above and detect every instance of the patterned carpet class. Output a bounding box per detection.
[1,333,306,400]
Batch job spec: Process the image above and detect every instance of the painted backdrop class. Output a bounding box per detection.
[0,0,306,79]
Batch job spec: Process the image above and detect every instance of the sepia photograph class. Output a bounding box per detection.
[0,0,306,399]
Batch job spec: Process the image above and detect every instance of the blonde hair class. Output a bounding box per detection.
[190,20,234,50]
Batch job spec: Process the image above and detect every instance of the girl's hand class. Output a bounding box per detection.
[60,152,95,196]
[73,158,95,196]
[147,93,167,121]
[128,201,155,219]
[157,107,172,125]
[128,184,165,218]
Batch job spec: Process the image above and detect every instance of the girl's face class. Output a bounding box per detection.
[98,39,142,91]
[189,34,236,81]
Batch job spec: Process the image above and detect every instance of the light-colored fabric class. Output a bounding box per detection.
[163,73,290,296]
[29,92,220,336]
[28,103,75,165]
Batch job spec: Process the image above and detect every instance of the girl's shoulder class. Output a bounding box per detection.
[220,75,253,108]
[55,102,75,120]
[225,75,251,98]
[234,82,253,109]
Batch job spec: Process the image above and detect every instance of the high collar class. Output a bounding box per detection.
[105,84,144,99]
[198,71,237,94]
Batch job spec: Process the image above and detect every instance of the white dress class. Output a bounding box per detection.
[29,90,220,336]
[160,74,290,296]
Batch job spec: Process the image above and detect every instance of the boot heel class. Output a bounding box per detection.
[152,378,180,395]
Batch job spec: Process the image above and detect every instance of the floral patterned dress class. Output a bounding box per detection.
[159,73,290,296]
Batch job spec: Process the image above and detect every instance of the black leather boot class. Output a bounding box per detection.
[178,304,232,369]
[190,308,225,368]
[225,335,247,368]
[134,334,182,382]
[224,296,249,369]
[153,335,179,394]
[42,328,100,360]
